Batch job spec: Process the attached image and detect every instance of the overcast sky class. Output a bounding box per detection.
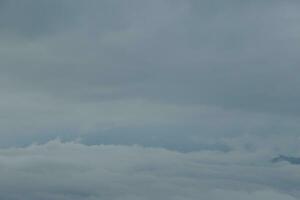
[1,0,300,199]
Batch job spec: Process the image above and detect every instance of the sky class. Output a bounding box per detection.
[1,0,300,199]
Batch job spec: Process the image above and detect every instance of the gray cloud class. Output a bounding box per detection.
[0,3,300,200]
[0,0,300,163]
[0,0,79,39]
[2,1,300,198]
[1,0,300,113]
[0,140,299,200]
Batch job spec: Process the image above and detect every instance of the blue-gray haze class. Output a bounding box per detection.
[0,0,300,199]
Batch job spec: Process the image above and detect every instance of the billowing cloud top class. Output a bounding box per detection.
[0,0,300,199]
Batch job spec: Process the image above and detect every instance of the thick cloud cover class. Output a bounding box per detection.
[1,1,300,198]
[1,0,300,151]
[0,140,299,200]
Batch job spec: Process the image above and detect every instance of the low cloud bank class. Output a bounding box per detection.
[0,140,299,200]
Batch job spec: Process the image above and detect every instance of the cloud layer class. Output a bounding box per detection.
[0,0,300,152]
[0,140,299,200]
[1,1,300,198]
